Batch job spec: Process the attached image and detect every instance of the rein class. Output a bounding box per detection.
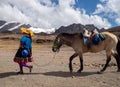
[33,52,57,67]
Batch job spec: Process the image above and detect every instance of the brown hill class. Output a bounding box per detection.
[101,26,120,37]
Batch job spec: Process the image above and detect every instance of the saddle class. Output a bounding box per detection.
[83,30,106,46]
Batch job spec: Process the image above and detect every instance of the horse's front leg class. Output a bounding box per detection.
[77,55,83,73]
[69,53,78,73]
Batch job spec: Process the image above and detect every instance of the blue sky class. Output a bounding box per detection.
[73,0,119,28]
[51,0,101,14]
[0,0,120,31]
[74,0,118,27]
[74,0,101,14]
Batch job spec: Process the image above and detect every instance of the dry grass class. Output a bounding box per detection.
[0,34,54,50]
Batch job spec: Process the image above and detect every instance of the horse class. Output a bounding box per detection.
[52,32,120,73]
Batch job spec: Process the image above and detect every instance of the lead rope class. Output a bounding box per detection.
[33,52,56,67]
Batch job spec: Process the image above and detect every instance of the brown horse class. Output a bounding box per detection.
[52,32,120,73]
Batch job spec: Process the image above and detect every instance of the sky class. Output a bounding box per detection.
[0,0,120,31]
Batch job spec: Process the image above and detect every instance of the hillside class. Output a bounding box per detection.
[0,20,55,34]
[55,23,99,34]
[105,26,120,36]
[0,20,31,33]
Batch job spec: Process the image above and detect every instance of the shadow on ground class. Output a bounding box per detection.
[0,72,17,78]
[41,71,98,77]
[0,72,41,78]
[1,71,112,78]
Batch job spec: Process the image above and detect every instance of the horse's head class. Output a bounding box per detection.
[52,34,63,52]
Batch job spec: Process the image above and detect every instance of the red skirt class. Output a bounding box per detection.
[14,57,33,64]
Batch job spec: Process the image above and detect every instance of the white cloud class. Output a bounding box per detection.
[0,0,112,31]
[94,0,120,26]
[29,27,55,34]
[0,3,30,23]
[116,18,120,24]
[93,4,105,14]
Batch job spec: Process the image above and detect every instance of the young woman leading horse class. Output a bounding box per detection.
[52,31,120,74]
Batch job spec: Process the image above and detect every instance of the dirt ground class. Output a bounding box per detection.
[0,40,120,87]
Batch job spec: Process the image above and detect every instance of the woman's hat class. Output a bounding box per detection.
[20,27,34,37]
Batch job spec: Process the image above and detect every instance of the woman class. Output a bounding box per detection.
[14,27,34,74]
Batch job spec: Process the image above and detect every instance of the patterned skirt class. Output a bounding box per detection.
[14,48,33,64]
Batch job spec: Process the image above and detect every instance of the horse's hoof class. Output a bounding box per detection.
[70,70,73,73]
[72,76,75,78]
[117,69,120,72]
[77,70,82,73]
[97,71,103,74]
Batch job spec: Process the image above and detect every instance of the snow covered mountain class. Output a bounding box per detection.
[0,20,55,34]
[0,20,30,33]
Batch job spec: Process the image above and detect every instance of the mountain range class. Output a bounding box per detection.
[54,23,100,34]
[0,20,120,36]
[0,20,31,33]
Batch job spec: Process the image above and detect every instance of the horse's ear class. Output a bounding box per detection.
[59,33,64,39]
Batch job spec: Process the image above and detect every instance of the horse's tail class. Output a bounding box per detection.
[116,37,120,71]
[117,37,120,57]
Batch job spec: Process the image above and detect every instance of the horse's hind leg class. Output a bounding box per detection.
[98,56,111,73]
[113,53,120,72]
[69,53,78,73]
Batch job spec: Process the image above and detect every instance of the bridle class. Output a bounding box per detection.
[52,37,63,52]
